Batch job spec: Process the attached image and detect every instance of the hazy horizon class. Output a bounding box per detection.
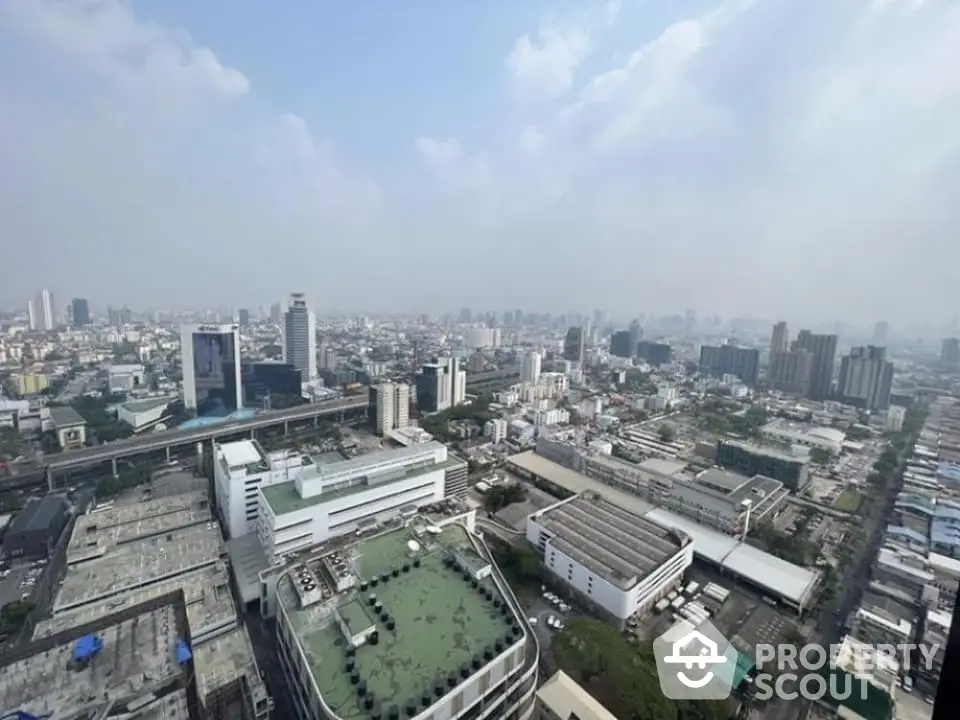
[2,0,958,324]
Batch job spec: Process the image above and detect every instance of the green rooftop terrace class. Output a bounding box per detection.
[262,456,464,516]
[281,524,522,720]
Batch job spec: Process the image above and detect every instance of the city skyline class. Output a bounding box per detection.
[1,0,958,322]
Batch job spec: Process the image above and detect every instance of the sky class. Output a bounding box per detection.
[1,0,958,324]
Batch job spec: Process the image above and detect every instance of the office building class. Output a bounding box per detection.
[609,330,633,358]
[698,344,760,385]
[238,308,251,328]
[628,319,643,356]
[873,321,889,346]
[256,442,468,558]
[242,361,303,406]
[636,341,673,366]
[526,494,693,623]
[521,350,542,384]
[770,321,789,354]
[29,289,56,330]
[768,349,814,396]
[886,406,906,433]
[71,297,91,326]
[283,293,317,382]
[716,439,810,492]
[416,358,465,413]
[941,338,960,369]
[792,330,837,400]
[271,521,539,720]
[270,302,282,324]
[534,671,618,720]
[837,346,894,411]
[370,382,410,436]
[563,327,585,364]
[180,323,243,412]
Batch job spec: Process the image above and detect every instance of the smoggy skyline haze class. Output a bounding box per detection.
[1,0,958,323]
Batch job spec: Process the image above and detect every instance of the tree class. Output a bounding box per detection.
[552,619,730,720]
[809,447,832,466]
[0,600,35,634]
[657,424,676,443]
[483,484,526,512]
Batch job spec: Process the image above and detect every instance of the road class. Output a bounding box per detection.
[44,396,368,471]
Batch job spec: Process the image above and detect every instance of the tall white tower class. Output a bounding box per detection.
[180,324,243,411]
[283,293,317,382]
[521,351,541,384]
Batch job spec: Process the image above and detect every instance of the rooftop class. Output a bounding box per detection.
[37,563,236,644]
[7,494,66,535]
[55,523,223,613]
[533,494,687,590]
[689,469,786,509]
[50,405,87,427]
[0,596,195,720]
[262,455,461,516]
[718,438,809,463]
[219,439,265,468]
[535,670,618,720]
[278,523,521,720]
[121,396,174,414]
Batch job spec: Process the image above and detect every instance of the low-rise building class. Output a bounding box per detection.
[49,405,87,449]
[526,493,692,623]
[759,419,845,456]
[257,442,467,559]
[716,438,810,491]
[534,670,618,720]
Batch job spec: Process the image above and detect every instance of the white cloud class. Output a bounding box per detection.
[1,0,250,102]
[505,0,623,100]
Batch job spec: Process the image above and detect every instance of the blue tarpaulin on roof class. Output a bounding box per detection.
[73,634,103,661]
[175,637,192,665]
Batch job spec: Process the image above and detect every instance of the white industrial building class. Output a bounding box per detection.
[759,419,845,455]
[116,396,175,432]
[526,494,693,623]
[257,442,467,559]
[107,363,146,393]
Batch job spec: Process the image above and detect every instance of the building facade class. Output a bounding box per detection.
[71,297,90,327]
[698,344,759,385]
[180,323,243,412]
[283,293,317,382]
[792,330,838,400]
[837,346,894,411]
[716,439,810,491]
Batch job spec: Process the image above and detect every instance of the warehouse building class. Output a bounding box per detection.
[526,493,692,623]
[3,494,68,559]
[272,519,539,720]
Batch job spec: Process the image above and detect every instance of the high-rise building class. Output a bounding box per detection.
[838,346,894,411]
[793,330,838,401]
[283,293,316,382]
[237,308,250,328]
[269,302,282,324]
[636,341,673,366]
[29,289,55,331]
[180,323,243,412]
[521,350,542,384]
[873,321,889,346]
[563,326,585,364]
[609,330,633,358]
[370,382,411,436]
[107,306,131,328]
[70,298,90,327]
[941,338,960,369]
[769,349,814,396]
[771,321,789,354]
[415,358,464,413]
[698,344,760,385]
[628,319,643,356]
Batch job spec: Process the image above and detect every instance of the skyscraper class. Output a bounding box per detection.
[29,289,55,330]
[521,350,542,383]
[769,349,814,396]
[770,321,789,354]
[941,338,960,369]
[872,321,889,346]
[237,308,250,328]
[283,293,317,382]
[698,344,760,385]
[609,331,633,358]
[838,346,894,411]
[370,382,410,436]
[71,298,91,326]
[563,327,585,364]
[793,330,838,401]
[180,324,243,412]
[628,319,643,357]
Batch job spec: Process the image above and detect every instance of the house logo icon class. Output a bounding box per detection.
[653,618,737,700]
